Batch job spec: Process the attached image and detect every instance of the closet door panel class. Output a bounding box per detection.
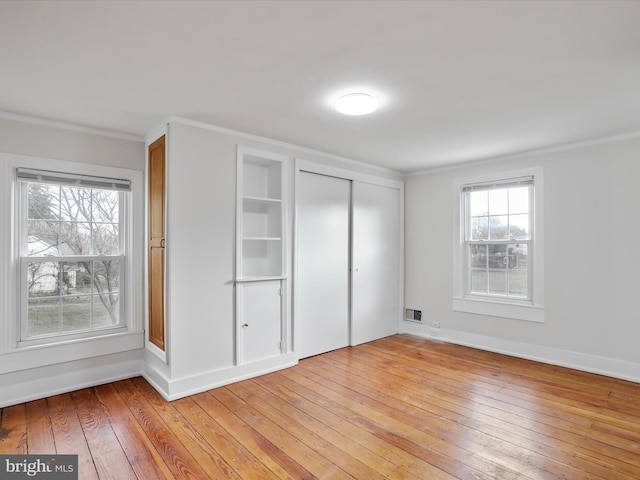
[297,172,350,358]
[352,182,400,345]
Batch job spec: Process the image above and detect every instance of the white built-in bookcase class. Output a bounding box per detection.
[235,146,287,365]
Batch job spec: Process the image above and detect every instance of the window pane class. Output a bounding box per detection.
[470,245,487,268]
[470,270,487,294]
[507,244,527,270]
[27,221,59,256]
[95,294,120,327]
[93,260,120,293]
[27,261,59,297]
[469,191,488,216]
[58,261,93,295]
[489,216,509,240]
[488,245,507,269]
[28,297,60,336]
[59,222,91,255]
[489,270,507,295]
[28,184,59,221]
[508,270,528,297]
[509,214,529,240]
[470,216,488,240]
[509,187,529,214]
[92,190,119,223]
[93,223,119,255]
[488,188,508,215]
[60,186,91,222]
[62,295,91,332]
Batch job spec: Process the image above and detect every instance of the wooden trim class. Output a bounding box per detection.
[147,135,166,351]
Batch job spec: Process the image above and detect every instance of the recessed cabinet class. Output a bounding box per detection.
[147,135,166,352]
[236,147,288,365]
[238,152,284,279]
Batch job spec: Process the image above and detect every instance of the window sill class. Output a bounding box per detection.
[452,297,545,323]
[18,326,129,349]
[0,330,144,375]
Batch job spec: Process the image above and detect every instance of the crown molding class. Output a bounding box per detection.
[0,110,143,143]
[167,115,403,177]
[407,129,640,177]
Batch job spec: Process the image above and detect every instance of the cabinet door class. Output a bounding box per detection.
[239,282,282,363]
[352,182,400,345]
[148,135,166,351]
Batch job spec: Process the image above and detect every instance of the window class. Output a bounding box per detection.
[18,168,130,344]
[453,167,544,322]
[464,178,532,300]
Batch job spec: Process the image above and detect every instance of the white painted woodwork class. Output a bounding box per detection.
[297,172,351,358]
[351,181,400,345]
[236,146,287,364]
[239,281,282,363]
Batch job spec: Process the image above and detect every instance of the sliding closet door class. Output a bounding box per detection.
[352,181,400,345]
[297,172,351,358]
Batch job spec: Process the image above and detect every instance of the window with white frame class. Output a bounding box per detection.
[453,167,544,323]
[18,168,130,343]
[463,177,532,300]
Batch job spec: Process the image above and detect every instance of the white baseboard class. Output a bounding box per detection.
[403,326,640,384]
[0,350,143,408]
[143,353,298,401]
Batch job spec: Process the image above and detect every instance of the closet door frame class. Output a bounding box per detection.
[293,159,404,355]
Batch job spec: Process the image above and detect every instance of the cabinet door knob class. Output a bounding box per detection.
[242,323,249,328]
[160,239,165,248]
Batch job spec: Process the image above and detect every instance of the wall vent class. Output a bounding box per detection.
[404,308,422,323]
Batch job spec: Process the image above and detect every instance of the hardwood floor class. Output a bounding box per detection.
[1,335,639,479]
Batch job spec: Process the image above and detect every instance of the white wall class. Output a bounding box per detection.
[166,123,237,378]
[0,117,145,407]
[404,135,640,382]
[0,117,144,169]
[143,119,404,400]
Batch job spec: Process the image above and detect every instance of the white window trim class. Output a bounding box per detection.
[452,166,545,323]
[1,152,144,358]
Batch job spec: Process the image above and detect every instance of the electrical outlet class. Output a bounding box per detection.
[431,321,440,329]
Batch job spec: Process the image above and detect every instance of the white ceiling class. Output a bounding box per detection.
[1,1,640,173]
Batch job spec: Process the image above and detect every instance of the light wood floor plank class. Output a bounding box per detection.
[191,390,311,480]
[71,388,137,480]
[95,383,174,480]
[111,379,214,480]
[211,386,351,479]
[1,334,639,479]
[25,399,55,454]
[47,393,99,480]
[333,341,640,477]
[0,404,27,455]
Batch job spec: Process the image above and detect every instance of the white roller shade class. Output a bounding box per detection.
[17,168,131,192]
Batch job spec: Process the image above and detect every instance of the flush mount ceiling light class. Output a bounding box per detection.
[334,93,379,115]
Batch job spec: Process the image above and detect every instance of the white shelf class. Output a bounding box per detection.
[243,196,281,203]
[237,147,286,279]
[235,275,287,283]
[243,237,281,241]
